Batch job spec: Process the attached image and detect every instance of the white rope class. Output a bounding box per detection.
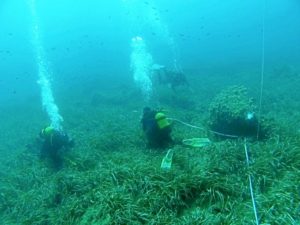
[170,117,259,223]
[257,0,266,140]
[244,140,259,225]
[168,118,239,138]
[245,1,266,223]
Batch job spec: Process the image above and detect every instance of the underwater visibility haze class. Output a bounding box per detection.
[0,0,300,224]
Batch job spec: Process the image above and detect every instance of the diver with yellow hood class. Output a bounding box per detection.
[141,107,173,148]
[39,126,74,169]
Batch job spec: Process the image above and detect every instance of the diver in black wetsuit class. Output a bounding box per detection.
[141,107,173,149]
[154,67,189,92]
[39,126,74,169]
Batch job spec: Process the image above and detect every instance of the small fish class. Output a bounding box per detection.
[246,112,254,120]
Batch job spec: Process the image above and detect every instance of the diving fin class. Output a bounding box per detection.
[182,138,211,148]
[161,149,174,170]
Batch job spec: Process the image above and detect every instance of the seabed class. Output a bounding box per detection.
[0,69,300,224]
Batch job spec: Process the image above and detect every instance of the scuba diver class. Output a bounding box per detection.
[141,107,174,149]
[164,70,189,91]
[39,126,74,169]
[152,65,189,92]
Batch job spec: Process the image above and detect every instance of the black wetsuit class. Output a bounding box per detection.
[141,109,173,148]
[156,69,189,92]
[40,130,72,169]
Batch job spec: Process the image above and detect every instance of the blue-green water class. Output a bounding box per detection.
[0,1,300,224]
[1,0,299,101]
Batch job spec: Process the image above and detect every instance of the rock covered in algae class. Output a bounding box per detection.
[208,85,259,138]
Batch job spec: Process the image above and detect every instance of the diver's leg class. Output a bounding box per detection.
[50,148,63,170]
[40,143,49,159]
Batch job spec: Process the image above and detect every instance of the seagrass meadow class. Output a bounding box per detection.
[1,1,300,224]
[0,67,300,225]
